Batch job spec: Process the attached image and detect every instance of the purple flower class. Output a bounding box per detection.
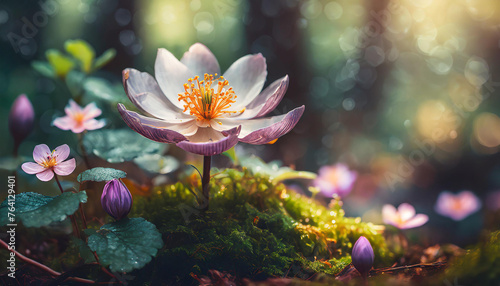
[21,144,76,181]
[351,236,374,278]
[382,203,429,229]
[9,94,35,147]
[435,191,481,221]
[101,179,133,220]
[118,43,305,156]
[313,163,357,198]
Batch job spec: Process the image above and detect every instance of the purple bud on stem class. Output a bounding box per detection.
[101,179,133,220]
[351,236,374,279]
[9,94,35,155]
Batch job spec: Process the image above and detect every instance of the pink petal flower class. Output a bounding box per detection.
[382,203,428,229]
[118,43,304,156]
[435,191,481,221]
[312,163,357,198]
[22,144,76,181]
[53,100,105,133]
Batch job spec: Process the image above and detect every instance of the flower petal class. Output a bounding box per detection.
[117,103,197,144]
[155,48,194,110]
[382,204,397,225]
[398,203,416,222]
[53,116,76,131]
[54,158,76,176]
[180,43,220,76]
[33,144,51,164]
[82,102,102,121]
[401,214,428,229]
[176,126,241,156]
[21,162,45,174]
[65,99,82,116]
[36,169,54,181]
[123,68,191,120]
[238,75,289,119]
[214,106,304,144]
[83,119,106,130]
[53,144,70,161]
[223,54,267,110]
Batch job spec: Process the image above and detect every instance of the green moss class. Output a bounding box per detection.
[442,231,500,286]
[130,168,394,284]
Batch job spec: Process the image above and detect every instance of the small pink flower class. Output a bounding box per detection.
[382,203,429,229]
[53,100,106,133]
[21,144,76,181]
[435,191,481,221]
[313,163,357,198]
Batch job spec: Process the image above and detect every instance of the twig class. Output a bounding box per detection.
[0,239,95,284]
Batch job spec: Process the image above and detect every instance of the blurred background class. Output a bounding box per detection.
[2,0,500,246]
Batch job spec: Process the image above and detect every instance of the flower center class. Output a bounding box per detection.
[41,153,58,169]
[178,74,243,125]
[73,112,85,125]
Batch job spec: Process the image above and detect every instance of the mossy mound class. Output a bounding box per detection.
[130,168,394,285]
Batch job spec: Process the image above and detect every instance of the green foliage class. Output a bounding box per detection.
[46,49,74,78]
[443,231,500,286]
[239,155,317,183]
[0,192,87,227]
[77,167,127,183]
[130,168,392,284]
[87,217,163,272]
[83,129,166,163]
[65,39,95,73]
[93,48,116,71]
[71,237,97,263]
[133,154,179,174]
[83,77,125,103]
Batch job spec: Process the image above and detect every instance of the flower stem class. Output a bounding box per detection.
[202,156,212,210]
[53,172,81,239]
[78,133,91,169]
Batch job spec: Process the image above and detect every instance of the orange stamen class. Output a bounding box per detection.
[178,74,244,124]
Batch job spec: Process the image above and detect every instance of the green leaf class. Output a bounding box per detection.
[71,237,97,263]
[46,49,74,78]
[65,70,86,97]
[83,77,125,103]
[133,154,179,174]
[84,129,167,163]
[222,147,238,164]
[0,192,87,227]
[65,39,95,74]
[77,167,127,183]
[93,48,116,71]
[87,218,163,272]
[240,155,317,183]
[31,61,55,78]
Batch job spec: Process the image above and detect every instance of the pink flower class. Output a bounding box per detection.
[21,144,76,181]
[313,163,357,198]
[53,100,106,133]
[435,191,481,221]
[382,203,429,229]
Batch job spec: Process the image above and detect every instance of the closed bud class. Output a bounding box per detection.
[9,94,35,148]
[351,236,374,278]
[101,179,133,220]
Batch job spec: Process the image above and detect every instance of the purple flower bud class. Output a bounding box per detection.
[9,94,35,147]
[101,179,133,220]
[351,236,374,278]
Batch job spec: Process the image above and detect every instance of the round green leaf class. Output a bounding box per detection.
[87,218,163,272]
[46,49,74,78]
[133,154,179,174]
[83,77,125,103]
[0,192,87,227]
[84,129,167,163]
[77,167,127,183]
